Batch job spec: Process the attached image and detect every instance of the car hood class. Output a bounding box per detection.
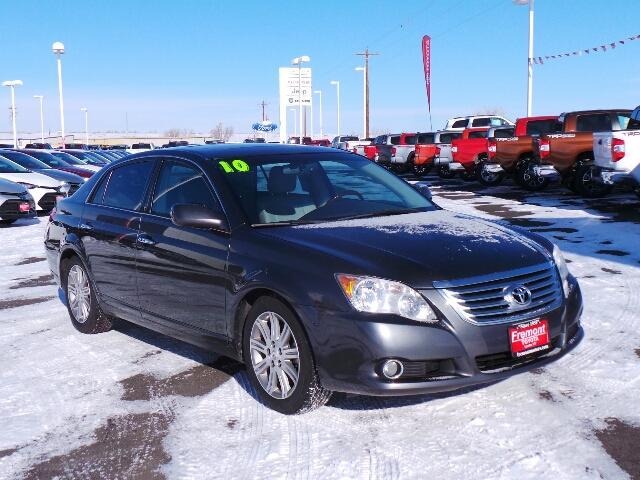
[0,177,27,194]
[35,168,84,183]
[259,210,551,288]
[0,171,61,188]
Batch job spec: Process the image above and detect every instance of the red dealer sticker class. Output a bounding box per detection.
[509,319,550,358]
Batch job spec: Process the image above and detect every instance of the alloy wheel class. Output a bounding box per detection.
[249,311,300,399]
[68,265,91,323]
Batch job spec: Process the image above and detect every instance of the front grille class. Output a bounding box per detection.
[38,192,59,210]
[435,263,562,325]
[475,339,558,372]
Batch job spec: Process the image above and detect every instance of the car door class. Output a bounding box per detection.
[135,158,229,337]
[81,159,155,319]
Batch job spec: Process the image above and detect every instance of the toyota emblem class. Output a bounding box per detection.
[505,285,532,307]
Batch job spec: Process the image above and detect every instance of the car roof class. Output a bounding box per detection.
[128,143,336,161]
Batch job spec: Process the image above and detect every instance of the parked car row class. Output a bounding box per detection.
[0,147,130,225]
[345,109,640,199]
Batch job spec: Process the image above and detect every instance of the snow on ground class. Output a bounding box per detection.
[1,176,639,479]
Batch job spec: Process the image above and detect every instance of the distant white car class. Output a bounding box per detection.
[0,177,36,224]
[0,157,68,212]
[445,115,514,131]
[127,142,155,153]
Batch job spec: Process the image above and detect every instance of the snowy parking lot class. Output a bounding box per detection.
[1,175,639,480]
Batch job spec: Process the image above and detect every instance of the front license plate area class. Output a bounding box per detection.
[509,319,550,358]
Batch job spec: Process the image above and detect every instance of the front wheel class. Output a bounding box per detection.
[243,297,332,414]
[476,161,504,186]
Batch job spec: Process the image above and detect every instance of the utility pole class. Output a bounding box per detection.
[259,100,269,121]
[355,48,379,139]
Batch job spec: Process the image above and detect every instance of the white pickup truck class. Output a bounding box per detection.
[593,106,640,197]
[445,115,514,131]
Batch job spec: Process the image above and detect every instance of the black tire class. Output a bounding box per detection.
[0,219,17,225]
[460,169,476,182]
[242,297,331,414]
[477,161,505,186]
[437,164,457,179]
[412,162,432,178]
[562,171,579,193]
[573,163,612,198]
[515,160,548,191]
[62,256,112,334]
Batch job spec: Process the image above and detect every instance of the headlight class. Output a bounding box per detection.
[58,182,71,194]
[336,274,438,323]
[18,182,37,189]
[553,245,570,298]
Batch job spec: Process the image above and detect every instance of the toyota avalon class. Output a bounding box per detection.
[44,145,583,414]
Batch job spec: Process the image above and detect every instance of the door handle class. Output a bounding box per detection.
[136,233,156,246]
[79,222,93,231]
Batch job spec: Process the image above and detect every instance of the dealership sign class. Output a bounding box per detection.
[278,67,312,142]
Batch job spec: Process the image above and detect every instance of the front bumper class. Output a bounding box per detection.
[306,275,583,396]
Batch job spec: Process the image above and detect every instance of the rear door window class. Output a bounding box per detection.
[468,131,488,139]
[576,114,612,132]
[404,135,417,145]
[526,120,562,136]
[451,119,468,129]
[101,160,154,211]
[493,128,515,138]
[417,133,435,144]
[389,136,401,145]
[471,118,491,127]
[438,132,460,144]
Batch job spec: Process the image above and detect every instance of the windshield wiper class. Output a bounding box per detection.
[251,219,328,228]
[337,207,426,221]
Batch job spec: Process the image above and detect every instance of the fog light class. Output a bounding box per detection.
[382,359,403,379]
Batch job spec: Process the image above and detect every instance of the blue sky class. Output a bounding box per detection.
[1,0,639,137]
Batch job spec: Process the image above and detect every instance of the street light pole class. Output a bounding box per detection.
[355,67,366,138]
[527,0,534,117]
[52,42,66,148]
[355,48,379,139]
[289,108,297,139]
[314,90,323,138]
[33,95,44,143]
[514,0,534,116]
[330,81,340,137]
[81,107,88,145]
[2,80,23,148]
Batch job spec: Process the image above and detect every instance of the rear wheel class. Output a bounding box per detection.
[516,160,548,191]
[477,161,505,186]
[63,257,113,334]
[573,163,612,198]
[437,164,457,179]
[243,297,331,414]
[412,162,432,177]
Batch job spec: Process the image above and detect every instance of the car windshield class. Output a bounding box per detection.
[213,152,435,226]
[65,151,105,165]
[0,157,30,173]
[49,151,80,166]
[0,151,49,169]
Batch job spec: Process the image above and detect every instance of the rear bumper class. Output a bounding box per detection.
[434,156,451,166]
[484,163,505,174]
[306,275,583,397]
[447,162,465,172]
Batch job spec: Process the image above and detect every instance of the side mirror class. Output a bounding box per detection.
[413,181,433,200]
[632,106,640,122]
[170,203,228,231]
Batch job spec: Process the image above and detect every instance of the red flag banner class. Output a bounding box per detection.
[421,35,431,112]
[534,33,638,65]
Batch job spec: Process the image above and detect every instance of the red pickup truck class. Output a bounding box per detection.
[447,128,490,179]
[480,116,560,187]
